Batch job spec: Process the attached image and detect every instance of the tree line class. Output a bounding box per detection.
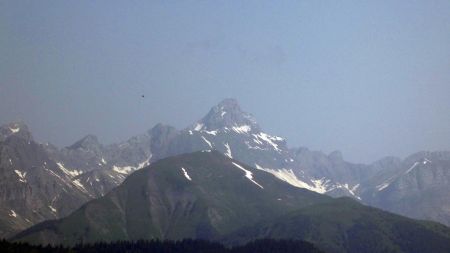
[0,238,325,253]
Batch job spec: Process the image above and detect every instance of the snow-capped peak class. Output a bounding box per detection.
[190,99,260,132]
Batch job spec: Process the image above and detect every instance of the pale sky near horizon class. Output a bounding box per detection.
[1,1,449,163]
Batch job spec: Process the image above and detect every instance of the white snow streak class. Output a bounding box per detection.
[73,179,88,193]
[181,167,192,181]
[138,156,152,169]
[405,162,420,175]
[9,210,17,218]
[57,162,83,177]
[331,183,361,200]
[232,125,252,134]
[194,123,204,131]
[201,136,213,148]
[112,156,150,175]
[49,206,57,213]
[376,182,390,191]
[254,164,326,193]
[224,143,232,158]
[14,170,27,183]
[232,162,263,189]
[9,127,20,133]
[254,133,282,152]
[112,165,134,175]
[203,130,218,136]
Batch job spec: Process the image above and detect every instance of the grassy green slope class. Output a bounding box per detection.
[225,197,450,253]
[12,151,329,245]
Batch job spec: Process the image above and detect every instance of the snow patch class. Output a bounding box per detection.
[330,183,361,200]
[49,206,57,213]
[138,156,151,169]
[113,165,135,175]
[203,130,218,136]
[232,162,263,189]
[224,143,232,158]
[9,127,20,133]
[194,123,204,131]
[254,133,282,152]
[254,164,325,193]
[405,162,420,175]
[9,210,17,218]
[181,167,192,181]
[112,156,150,175]
[245,141,264,150]
[351,184,360,192]
[310,178,330,194]
[73,179,88,193]
[201,136,213,148]
[57,163,83,177]
[14,170,27,183]
[376,182,390,191]
[232,125,252,134]
[376,173,401,192]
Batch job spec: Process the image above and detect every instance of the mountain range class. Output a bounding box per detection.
[11,151,450,253]
[1,99,449,243]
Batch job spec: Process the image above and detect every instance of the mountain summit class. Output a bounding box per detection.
[0,122,33,142]
[192,98,260,132]
[67,134,102,151]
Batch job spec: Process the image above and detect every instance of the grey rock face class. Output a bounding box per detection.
[0,133,91,238]
[360,152,450,226]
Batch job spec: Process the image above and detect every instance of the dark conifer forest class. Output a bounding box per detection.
[0,239,325,253]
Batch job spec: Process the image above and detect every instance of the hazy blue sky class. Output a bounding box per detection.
[1,1,449,163]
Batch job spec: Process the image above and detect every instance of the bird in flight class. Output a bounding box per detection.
[141,95,145,98]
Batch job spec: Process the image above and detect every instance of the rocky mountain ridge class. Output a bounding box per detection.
[1,99,449,237]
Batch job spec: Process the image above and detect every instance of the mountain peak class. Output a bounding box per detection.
[192,98,260,132]
[0,122,33,141]
[328,150,344,161]
[217,98,240,109]
[68,134,101,150]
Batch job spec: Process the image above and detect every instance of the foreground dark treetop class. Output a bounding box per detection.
[0,239,325,253]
